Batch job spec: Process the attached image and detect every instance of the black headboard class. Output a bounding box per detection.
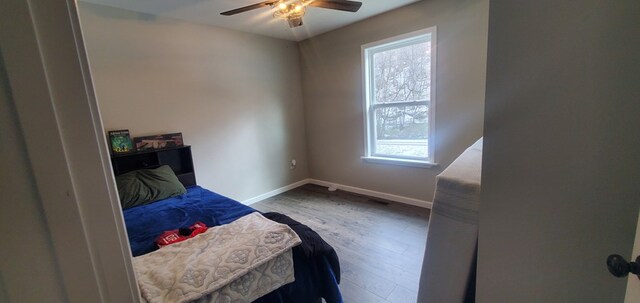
[110,146,196,187]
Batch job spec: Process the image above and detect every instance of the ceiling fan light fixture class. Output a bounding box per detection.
[273,0,306,22]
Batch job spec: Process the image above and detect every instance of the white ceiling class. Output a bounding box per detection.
[80,0,420,41]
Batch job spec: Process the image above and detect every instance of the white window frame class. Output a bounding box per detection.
[361,27,438,168]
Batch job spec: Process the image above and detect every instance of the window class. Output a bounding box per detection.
[362,27,436,167]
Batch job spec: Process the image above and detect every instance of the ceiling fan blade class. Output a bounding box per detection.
[220,1,276,16]
[307,0,363,12]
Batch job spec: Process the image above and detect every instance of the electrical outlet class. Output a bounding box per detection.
[290,159,297,169]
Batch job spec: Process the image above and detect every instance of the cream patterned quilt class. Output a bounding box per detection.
[134,212,302,303]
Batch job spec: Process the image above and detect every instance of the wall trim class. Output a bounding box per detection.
[308,179,432,209]
[242,179,311,205]
[243,178,432,209]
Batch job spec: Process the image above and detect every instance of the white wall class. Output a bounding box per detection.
[298,0,489,202]
[0,52,67,303]
[78,2,309,202]
[477,1,640,302]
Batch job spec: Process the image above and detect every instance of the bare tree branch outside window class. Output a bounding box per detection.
[370,39,431,158]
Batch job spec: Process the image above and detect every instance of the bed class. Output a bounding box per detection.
[111,146,342,303]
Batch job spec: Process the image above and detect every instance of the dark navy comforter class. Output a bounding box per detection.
[123,185,342,303]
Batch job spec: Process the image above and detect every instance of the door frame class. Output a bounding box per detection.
[0,0,140,301]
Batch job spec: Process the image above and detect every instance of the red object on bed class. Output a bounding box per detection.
[156,222,208,247]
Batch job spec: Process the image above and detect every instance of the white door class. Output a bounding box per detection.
[477,0,640,302]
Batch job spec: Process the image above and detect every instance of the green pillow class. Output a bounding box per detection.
[115,170,151,209]
[115,165,187,209]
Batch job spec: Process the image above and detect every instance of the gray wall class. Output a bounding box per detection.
[79,2,309,202]
[0,54,67,302]
[299,0,489,201]
[477,1,640,302]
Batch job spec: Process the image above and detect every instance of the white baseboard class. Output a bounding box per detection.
[308,179,432,209]
[242,178,432,209]
[242,179,310,205]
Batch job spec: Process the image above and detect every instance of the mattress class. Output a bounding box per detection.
[417,138,483,303]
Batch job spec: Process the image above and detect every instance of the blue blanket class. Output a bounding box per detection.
[123,186,255,256]
[123,186,342,303]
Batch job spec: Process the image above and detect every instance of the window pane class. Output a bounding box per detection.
[373,39,431,104]
[373,105,428,158]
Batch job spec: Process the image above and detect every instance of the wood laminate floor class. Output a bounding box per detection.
[252,184,430,303]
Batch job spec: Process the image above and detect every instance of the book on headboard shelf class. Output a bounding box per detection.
[107,129,135,155]
[134,133,184,152]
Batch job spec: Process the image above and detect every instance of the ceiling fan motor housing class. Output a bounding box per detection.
[287,17,304,28]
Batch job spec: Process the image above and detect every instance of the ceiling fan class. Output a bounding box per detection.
[220,0,363,28]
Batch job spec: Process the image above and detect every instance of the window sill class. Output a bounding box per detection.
[361,156,438,169]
